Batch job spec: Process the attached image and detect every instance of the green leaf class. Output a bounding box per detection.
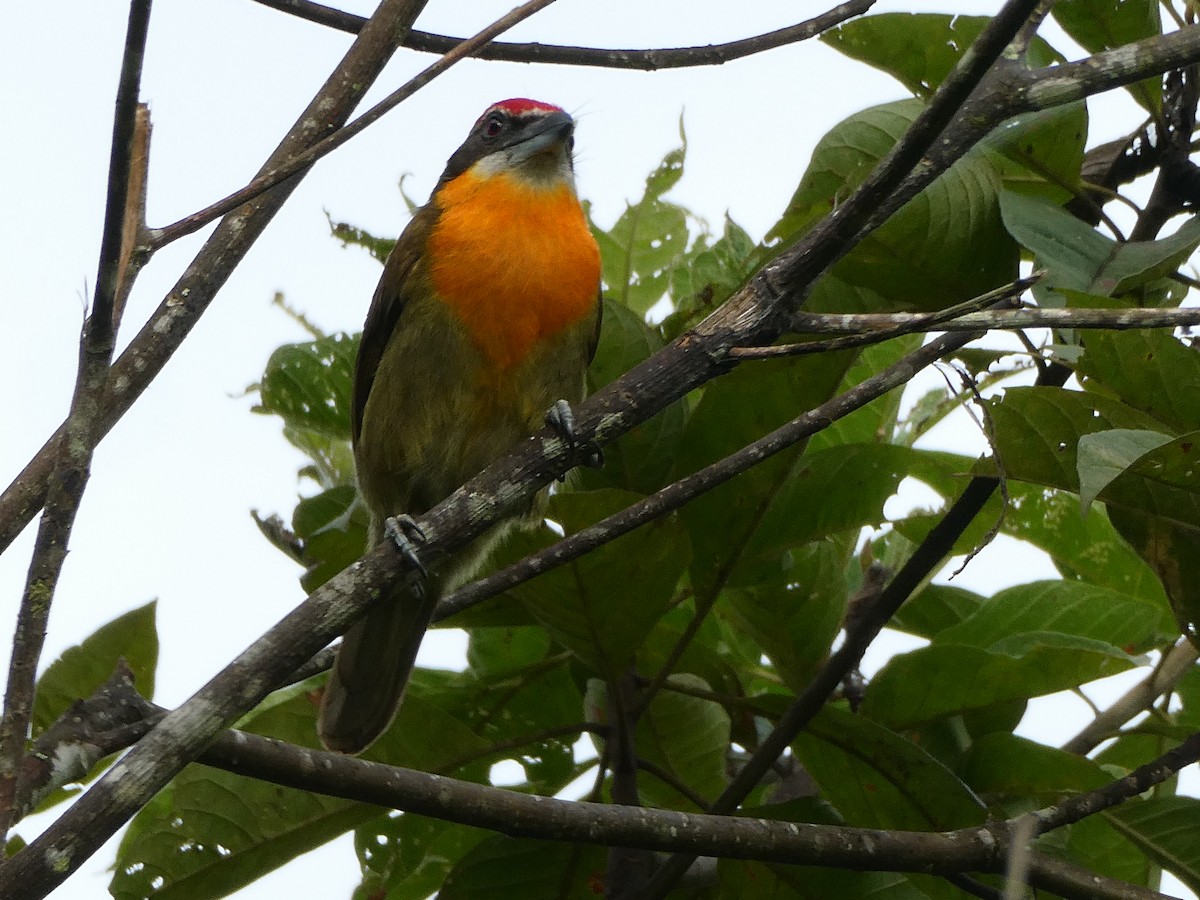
[356,813,486,900]
[515,490,689,676]
[1108,505,1200,638]
[809,333,924,452]
[1077,316,1200,433]
[112,690,371,900]
[579,298,685,493]
[862,639,1134,729]
[936,579,1169,653]
[889,584,984,640]
[820,14,992,98]
[722,542,846,692]
[1066,812,1156,890]
[821,14,1061,98]
[636,673,731,809]
[666,214,764,331]
[673,350,856,596]
[33,601,158,733]
[982,104,1088,203]
[999,192,1200,297]
[254,332,358,440]
[1003,483,1168,606]
[465,626,551,679]
[963,733,1111,803]
[290,484,370,594]
[989,386,1167,493]
[1077,429,1174,513]
[731,443,915,585]
[440,836,607,899]
[593,132,690,315]
[775,100,1018,310]
[1105,796,1200,893]
[719,860,934,899]
[328,215,395,263]
[793,706,986,830]
[1052,0,1162,112]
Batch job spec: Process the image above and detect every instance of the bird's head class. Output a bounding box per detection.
[437,99,578,193]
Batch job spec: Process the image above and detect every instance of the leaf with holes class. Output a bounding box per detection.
[254,332,358,440]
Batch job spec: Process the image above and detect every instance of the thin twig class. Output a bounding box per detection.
[19,672,1192,900]
[0,0,152,843]
[1063,640,1200,755]
[434,330,982,626]
[7,0,1200,563]
[735,301,1200,360]
[250,0,874,70]
[148,0,561,249]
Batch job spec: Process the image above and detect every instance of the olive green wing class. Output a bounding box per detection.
[351,205,436,445]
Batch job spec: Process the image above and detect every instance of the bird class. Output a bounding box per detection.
[318,98,602,754]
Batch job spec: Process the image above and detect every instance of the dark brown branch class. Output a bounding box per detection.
[0,0,434,892]
[250,0,874,70]
[433,329,982,626]
[6,1,1200,565]
[0,0,152,844]
[1028,851,1175,900]
[23,675,1188,900]
[148,0,559,250]
[11,3,1200,893]
[0,0,431,558]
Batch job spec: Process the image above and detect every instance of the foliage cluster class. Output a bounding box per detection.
[24,5,1200,898]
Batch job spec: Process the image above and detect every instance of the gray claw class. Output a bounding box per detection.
[383,514,429,592]
[544,399,604,470]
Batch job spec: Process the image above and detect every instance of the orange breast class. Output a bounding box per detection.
[427,169,600,370]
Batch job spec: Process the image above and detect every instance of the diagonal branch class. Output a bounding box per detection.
[0,0,423,557]
[0,0,152,844]
[251,0,874,70]
[148,0,560,250]
[21,669,1193,900]
[433,329,984,625]
[11,4,1200,894]
[6,2,1200,566]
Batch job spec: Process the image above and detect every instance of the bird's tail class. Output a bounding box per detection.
[317,571,440,754]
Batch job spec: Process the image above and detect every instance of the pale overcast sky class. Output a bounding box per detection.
[3,2,1190,897]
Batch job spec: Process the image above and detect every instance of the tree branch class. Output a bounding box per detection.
[0,0,432,557]
[735,303,1200,361]
[0,0,152,843]
[1062,639,1200,757]
[250,0,874,70]
[22,671,1193,900]
[10,2,1200,893]
[147,0,560,250]
[433,329,983,626]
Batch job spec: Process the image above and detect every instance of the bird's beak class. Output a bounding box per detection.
[504,110,575,162]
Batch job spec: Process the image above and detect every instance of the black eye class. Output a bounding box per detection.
[566,135,575,153]
[483,114,504,138]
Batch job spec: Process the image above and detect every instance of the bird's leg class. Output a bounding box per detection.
[383,514,429,598]
[545,399,604,470]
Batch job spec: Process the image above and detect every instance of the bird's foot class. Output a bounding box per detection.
[545,399,604,472]
[383,514,429,597]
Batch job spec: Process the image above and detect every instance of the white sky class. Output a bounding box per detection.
[1,1,1192,898]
